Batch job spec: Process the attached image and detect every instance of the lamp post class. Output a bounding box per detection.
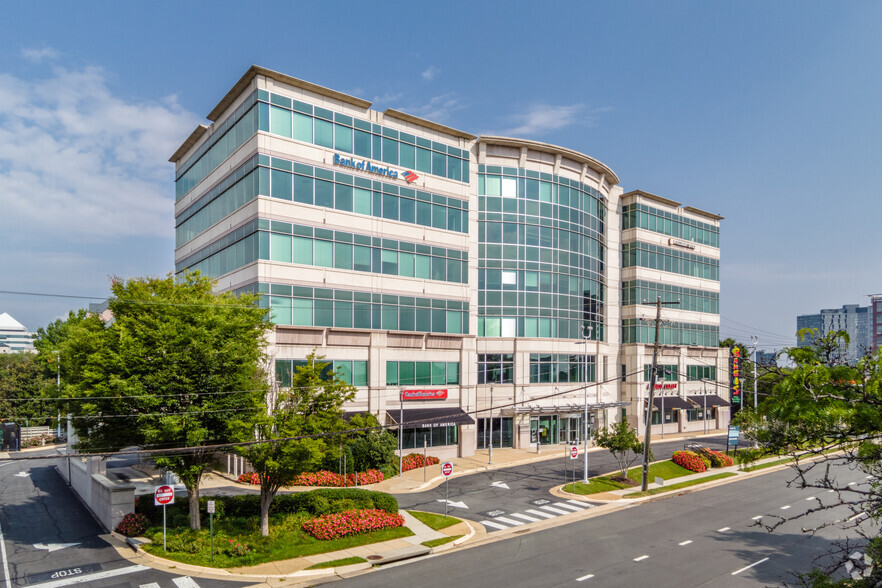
[488,386,494,465]
[54,351,61,439]
[582,326,593,483]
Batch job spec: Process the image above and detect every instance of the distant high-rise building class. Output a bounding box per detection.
[871,295,882,353]
[756,350,777,367]
[797,304,871,364]
[0,313,35,353]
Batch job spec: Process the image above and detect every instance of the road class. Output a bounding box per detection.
[395,435,738,530]
[339,462,876,587]
[0,452,249,588]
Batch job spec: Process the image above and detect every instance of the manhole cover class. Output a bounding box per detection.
[367,555,383,561]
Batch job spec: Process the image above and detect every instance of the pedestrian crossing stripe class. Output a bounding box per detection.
[171,577,201,588]
[480,501,594,531]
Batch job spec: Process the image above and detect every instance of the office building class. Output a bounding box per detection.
[171,66,728,458]
[797,304,871,364]
[0,313,35,353]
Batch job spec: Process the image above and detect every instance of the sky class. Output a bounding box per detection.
[1,1,880,353]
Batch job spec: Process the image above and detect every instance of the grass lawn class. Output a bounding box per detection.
[305,556,367,569]
[569,461,694,496]
[407,511,461,531]
[141,512,413,568]
[422,535,463,548]
[623,473,737,497]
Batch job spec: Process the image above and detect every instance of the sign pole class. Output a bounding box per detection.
[445,476,449,519]
[423,438,427,483]
[207,500,215,562]
[163,504,166,551]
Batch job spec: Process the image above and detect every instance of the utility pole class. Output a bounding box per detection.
[750,336,758,410]
[488,386,494,465]
[54,351,61,439]
[582,326,593,483]
[641,297,679,492]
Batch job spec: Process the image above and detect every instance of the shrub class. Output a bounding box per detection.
[236,468,385,487]
[302,509,405,540]
[368,492,398,514]
[223,495,261,518]
[697,453,712,470]
[699,448,734,468]
[115,512,150,537]
[735,447,765,469]
[672,450,707,473]
[237,472,259,484]
[21,434,59,448]
[401,453,440,472]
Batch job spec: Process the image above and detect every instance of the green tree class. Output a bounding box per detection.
[50,272,270,530]
[231,352,355,536]
[737,330,882,584]
[594,421,650,480]
[346,413,398,476]
[0,352,54,425]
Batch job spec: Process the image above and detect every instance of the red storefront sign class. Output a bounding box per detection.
[651,383,678,390]
[401,389,448,401]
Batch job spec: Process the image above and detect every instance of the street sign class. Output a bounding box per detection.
[441,462,453,477]
[569,445,579,459]
[154,485,175,506]
[207,500,215,514]
[727,426,740,444]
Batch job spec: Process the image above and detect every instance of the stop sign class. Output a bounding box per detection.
[570,445,579,459]
[441,462,453,477]
[154,485,175,506]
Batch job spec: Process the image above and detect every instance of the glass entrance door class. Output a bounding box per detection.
[537,415,558,445]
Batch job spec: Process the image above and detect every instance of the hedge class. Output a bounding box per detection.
[135,488,398,526]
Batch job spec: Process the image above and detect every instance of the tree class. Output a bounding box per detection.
[736,330,882,584]
[594,421,650,480]
[45,272,270,530]
[346,413,398,476]
[0,352,54,425]
[231,352,355,536]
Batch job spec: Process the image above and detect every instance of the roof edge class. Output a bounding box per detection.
[621,189,682,208]
[384,108,477,141]
[169,124,209,163]
[478,135,619,185]
[207,65,372,123]
[683,205,724,221]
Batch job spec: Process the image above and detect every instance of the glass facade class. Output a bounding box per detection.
[530,354,596,383]
[687,365,716,381]
[622,203,719,247]
[622,241,719,281]
[477,354,514,384]
[622,280,719,314]
[399,426,459,449]
[477,166,606,341]
[259,89,469,183]
[624,318,718,347]
[643,364,679,381]
[385,362,460,386]
[275,359,368,387]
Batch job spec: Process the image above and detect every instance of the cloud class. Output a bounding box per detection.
[403,92,463,123]
[0,59,199,242]
[421,66,440,81]
[20,47,60,63]
[495,103,609,137]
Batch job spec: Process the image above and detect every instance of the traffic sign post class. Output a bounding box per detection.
[207,500,215,562]
[569,445,579,492]
[441,462,453,518]
[727,426,741,458]
[154,485,174,551]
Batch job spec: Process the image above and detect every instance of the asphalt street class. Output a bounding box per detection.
[338,462,877,587]
[394,434,737,528]
[0,451,250,588]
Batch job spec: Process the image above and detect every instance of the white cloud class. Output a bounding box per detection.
[496,103,609,137]
[421,66,440,81]
[20,47,60,63]
[0,60,199,242]
[404,92,463,124]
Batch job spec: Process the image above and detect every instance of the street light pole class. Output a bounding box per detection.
[488,386,494,465]
[54,351,60,439]
[583,325,593,483]
[751,336,758,410]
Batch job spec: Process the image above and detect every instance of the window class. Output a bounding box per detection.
[478,354,514,384]
[386,361,461,386]
[644,364,679,382]
[687,365,716,381]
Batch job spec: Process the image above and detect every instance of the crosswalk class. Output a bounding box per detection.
[480,500,592,531]
[140,577,200,588]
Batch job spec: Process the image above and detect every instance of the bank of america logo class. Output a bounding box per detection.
[402,170,419,183]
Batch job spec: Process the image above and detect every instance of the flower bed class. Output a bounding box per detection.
[302,508,405,540]
[115,512,150,537]
[237,469,384,487]
[671,450,707,473]
[699,448,734,468]
[402,453,440,472]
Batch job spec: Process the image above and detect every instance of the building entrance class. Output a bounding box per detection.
[530,415,559,445]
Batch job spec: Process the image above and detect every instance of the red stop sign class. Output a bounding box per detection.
[154,485,175,506]
[441,462,453,477]
[570,445,578,459]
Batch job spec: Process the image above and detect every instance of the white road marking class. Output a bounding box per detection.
[717,527,730,532]
[731,557,769,575]
[867,476,874,480]
[0,463,13,468]
[0,518,11,588]
[140,584,161,588]
[751,516,763,520]
[633,555,649,562]
[33,543,80,553]
[494,516,524,526]
[567,499,588,506]
[14,472,30,478]
[576,573,595,581]
[172,577,200,588]
[511,513,541,522]
[678,540,692,546]
[806,496,815,501]
[28,564,150,588]
[539,505,571,515]
[780,505,791,510]
[525,509,556,519]
[481,520,508,530]
[848,481,857,486]
[829,489,835,493]
[848,512,868,522]
[490,481,511,490]
[553,502,584,511]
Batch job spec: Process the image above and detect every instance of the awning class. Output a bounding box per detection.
[687,395,730,407]
[387,407,475,429]
[651,396,693,411]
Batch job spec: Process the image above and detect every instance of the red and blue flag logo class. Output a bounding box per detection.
[402,171,419,184]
